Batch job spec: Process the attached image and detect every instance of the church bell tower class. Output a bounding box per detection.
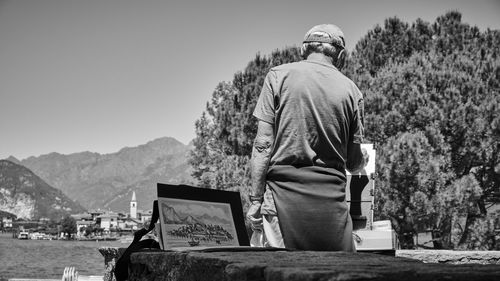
[130,191,137,219]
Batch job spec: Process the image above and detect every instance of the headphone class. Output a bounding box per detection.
[302,33,346,70]
[333,35,346,70]
[336,47,346,70]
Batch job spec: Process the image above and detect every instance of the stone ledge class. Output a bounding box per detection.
[397,250,500,264]
[128,250,500,281]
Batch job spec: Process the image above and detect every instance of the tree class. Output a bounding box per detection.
[60,215,77,238]
[375,131,450,248]
[189,49,301,212]
[83,225,95,237]
[358,12,500,249]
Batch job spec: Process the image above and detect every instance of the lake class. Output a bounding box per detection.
[0,233,125,280]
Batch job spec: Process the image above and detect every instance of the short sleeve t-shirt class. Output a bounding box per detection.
[253,56,364,171]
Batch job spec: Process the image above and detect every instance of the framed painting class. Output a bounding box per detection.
[157,183,249,250]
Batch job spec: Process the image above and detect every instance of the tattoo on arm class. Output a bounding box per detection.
[250,121,275,198]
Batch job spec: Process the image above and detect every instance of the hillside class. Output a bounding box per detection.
[0,160,86,220]
[16,137,195,212]
[0,209,17,219]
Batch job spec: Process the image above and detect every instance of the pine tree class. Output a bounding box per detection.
[356,12,500,249]
[188,49,301,211]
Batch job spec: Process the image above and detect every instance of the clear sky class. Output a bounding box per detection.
[1,0,499,160]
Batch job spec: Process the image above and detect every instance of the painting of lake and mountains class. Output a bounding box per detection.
[158,198,239,249]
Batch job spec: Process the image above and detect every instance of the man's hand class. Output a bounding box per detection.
[361,148,369,167]
[246,201,263,231]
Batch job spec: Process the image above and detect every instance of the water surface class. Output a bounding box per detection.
[0,233,125,280]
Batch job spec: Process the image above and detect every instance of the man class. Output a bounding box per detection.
[247,24,366,251]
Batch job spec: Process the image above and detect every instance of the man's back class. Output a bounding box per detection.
[255,54,363,171]
[248,24,364,251]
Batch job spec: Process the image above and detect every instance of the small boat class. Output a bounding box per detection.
[18,231,29,239]
[188,237,200,247]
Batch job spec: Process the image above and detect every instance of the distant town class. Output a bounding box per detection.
[0,191,150,241]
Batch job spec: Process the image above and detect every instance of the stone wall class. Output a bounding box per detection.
[397,250,500,264]
[99,248,500,281]
[127,250,500,281]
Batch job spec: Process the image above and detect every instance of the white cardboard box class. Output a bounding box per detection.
[354,220,398,251]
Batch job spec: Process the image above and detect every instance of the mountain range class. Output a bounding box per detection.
[160,202,184,224]
[6,137,195,213]
[160,202,231,226]
[0,160,86,220]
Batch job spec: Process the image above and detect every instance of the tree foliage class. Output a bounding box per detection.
[60,215,77,237]
[190,11,499,249]
[348,11,500,249]
[189,49,300,210]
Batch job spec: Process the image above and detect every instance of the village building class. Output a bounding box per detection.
[138,209,153,224]
[1,216,13,229]
[0,211,16,230]
[75,220,94,237]
[72,213,93,221]
[88,209,105,221]
[117,216,140,231]
[96,212,119,231]
[69,190,149,236]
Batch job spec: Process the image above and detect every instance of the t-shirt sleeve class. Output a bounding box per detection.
[351,83,365,144]
[253,70,276,124]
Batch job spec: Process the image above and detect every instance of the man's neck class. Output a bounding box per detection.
[306,53,334,66]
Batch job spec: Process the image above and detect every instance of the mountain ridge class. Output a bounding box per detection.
[0,160,86,220]
[12,136,195,212]
[160,202,184,224]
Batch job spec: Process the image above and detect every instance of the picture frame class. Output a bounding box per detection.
[157,183,250,250]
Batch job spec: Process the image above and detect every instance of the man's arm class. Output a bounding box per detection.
[250,120,275,198]
[347,86,366,174]
[246,120,275,229]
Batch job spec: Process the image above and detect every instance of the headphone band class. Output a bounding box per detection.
[336,49,346,70]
